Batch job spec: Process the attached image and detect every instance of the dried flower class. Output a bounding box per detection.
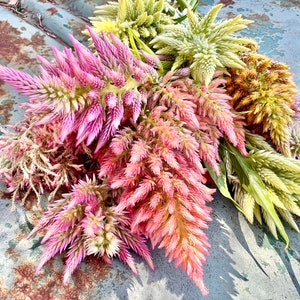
[0,121,84,208]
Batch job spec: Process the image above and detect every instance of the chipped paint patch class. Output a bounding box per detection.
[0,242,111,300]
[46,7,58,16]
[0,21,30,64]
[219,0,235,7]
[0,97,15,124]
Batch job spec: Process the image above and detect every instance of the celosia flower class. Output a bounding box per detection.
[145,70,247,173]
[225,51,297,157]
[27,176,153,285]
[209,134,300,246]
[99,91,216,295]
[0,121,84,208]
[88,0,174,57]
[151,4,256,84]
[290,96,300,159]
[0,27,157,153]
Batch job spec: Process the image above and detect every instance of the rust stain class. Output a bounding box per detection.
[0,256,110,300]
[219,0,235,6]
[46,7,58,16]
[82,255,111,282]
[226,12,237,19]
[0,280,9,300]
[249,13,270,22]
[0,86,5,97]
[279,0,300,8]
[0,21,29,64]
[5,248,21,260]
[0,191,11,200]
[0,87,15,124]
[67,19,89,43]
[30,32,47,53]
[0,21,55,72]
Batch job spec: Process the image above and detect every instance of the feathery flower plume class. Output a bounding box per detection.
[0,28,157,152]
[225,51,297,157]
[27,176,153,285]
[99,85,216,294]
[0,121,84,208]
[151,4,256,84]
[289,96,300,159]
[88,0,174,57]
[145,71,247,173]
[208,133,300,246]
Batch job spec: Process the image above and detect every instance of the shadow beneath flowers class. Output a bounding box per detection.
[229,199,300,298]
[245,219,300,296]
[268,235,300,296]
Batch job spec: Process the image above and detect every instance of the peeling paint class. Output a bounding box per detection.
[219,0,235,7]
[0,21,30,64]
[0,98,14,124]
[46,7,58,16]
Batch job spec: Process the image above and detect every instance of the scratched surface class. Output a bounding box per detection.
[0,1,300,299]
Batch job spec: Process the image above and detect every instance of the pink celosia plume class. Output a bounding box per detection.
[99,98,215,294]
[27,176,153,284]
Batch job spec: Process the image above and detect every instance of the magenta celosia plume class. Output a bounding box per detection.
[0,26,157,152]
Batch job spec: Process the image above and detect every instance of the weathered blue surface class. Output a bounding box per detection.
[0,1,300,299]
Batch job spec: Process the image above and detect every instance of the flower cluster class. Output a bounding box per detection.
[0,27,157,153]
[151,4,256,84]
[0,1,299,296]
[88,0,174,56]
[0,121,84,208]
[225,51,297,157]
[27,176,153,285]
[99,100,215,294]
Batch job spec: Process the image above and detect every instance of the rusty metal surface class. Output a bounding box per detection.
[0,1,300,299]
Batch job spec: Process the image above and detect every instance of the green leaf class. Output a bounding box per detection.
[204,161,243,213]
[226,142,290,246]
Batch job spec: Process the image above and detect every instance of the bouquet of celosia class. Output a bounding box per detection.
[0,0,300,295]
